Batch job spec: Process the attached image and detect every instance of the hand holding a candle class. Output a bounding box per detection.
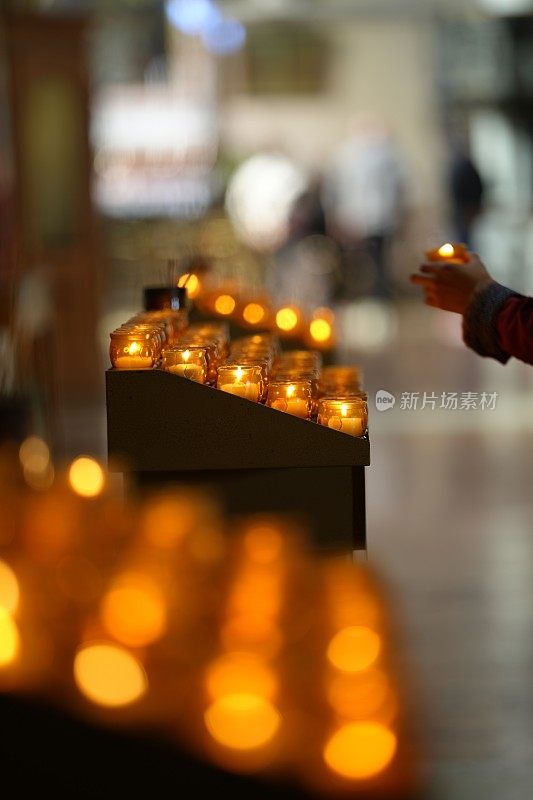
[410,251,494,315]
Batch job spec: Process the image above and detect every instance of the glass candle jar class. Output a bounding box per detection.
[179,335,219,384]
[224,357,270,401]
[266,379,312,419]
[120,322,166,353]
[161,346,207,383]
[278,350,322,372]
[317,398,368,437]
[319,366,362,395]
[217,364,262,402]
[109,331,157,369]
[190,323,230,360]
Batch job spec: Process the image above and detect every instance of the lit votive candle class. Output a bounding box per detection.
[217,365,262,402]
[426,242,469,264]
[318,398,368,437]
[266,380,312,419]
[162,346,207,383]
[110,332,156,369]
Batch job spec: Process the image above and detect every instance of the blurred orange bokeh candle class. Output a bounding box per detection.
[425,243,469,264]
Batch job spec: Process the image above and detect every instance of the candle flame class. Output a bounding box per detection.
[183,349,190,362]
[128,341,140,355]
[287,384,295,398]
[236,366,244,381]
[438,243,454,257]
[341,403,349,417]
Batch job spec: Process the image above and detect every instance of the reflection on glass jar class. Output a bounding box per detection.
[109,331,157,369]
[317,398,368,437]
[266,379,312,419]
[162,346,207,383]
[217,364,262,402]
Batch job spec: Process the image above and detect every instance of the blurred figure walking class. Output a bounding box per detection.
[323,117,406,299]
[448,148,484,249]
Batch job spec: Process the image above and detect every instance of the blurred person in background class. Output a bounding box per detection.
[323,116,407,299]
[448,144,485,249]
[268,186,341,310]
[411,253,533,366]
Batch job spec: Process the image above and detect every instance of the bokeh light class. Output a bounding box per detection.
[68,457,105,498]
[226,153,307,251]
[205,692,281,750]
[0,609,20,667]
[19,436,54,490]
[214,294,236,315]
[242,302,266,325]
[74,642,147,707]
[205,652,277,701]
[177,272,201,299]
[310,318,332,343]
[327,626,381,673]
[323,722,397,780]
[0,560,20,614]
[275,307,299,332]
[19,436,50,474]
[101,573,167,648]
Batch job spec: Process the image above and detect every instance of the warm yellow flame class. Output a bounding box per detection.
[0,560,20,614]
[438,243,455,257]
[287,384,295,398]
[204,693,281,750]
[68,457,105,498]
[235,366,244,381]
[340,403,349,417]
[0,609,20,667]
[205,653,278,701]
[327,626,381,673]
[324,722,397,780]
[243,303,265,325]
[310,318,332,343]
[19,436,50,475]
[182,349,191,362]
[101,573,167,648]
[214,294,236,315]
[128,341,140,355]
[178,273,200,298]
[275,307,298,332]
[74,643,147,708]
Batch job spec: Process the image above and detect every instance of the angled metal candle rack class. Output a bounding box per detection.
[106,369,370,554]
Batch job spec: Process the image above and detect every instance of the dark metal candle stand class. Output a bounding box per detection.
[106,369,370,555]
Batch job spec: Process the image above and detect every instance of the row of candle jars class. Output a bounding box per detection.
[109,309,189,369]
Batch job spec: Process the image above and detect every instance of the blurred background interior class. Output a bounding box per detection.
[1,1,533,798]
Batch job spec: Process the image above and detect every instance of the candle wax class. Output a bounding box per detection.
[327,416,364,436]
[271,398,309,419]
[167,364,205,382]
[220,382,260,402]
[114,356,153,369]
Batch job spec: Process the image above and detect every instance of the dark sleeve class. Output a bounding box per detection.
[462,282,518,364]
[495,294,533,366]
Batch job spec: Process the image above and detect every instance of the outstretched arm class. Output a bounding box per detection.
[410,254,533,366]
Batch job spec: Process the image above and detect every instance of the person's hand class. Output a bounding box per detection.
[410,252,494,314]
